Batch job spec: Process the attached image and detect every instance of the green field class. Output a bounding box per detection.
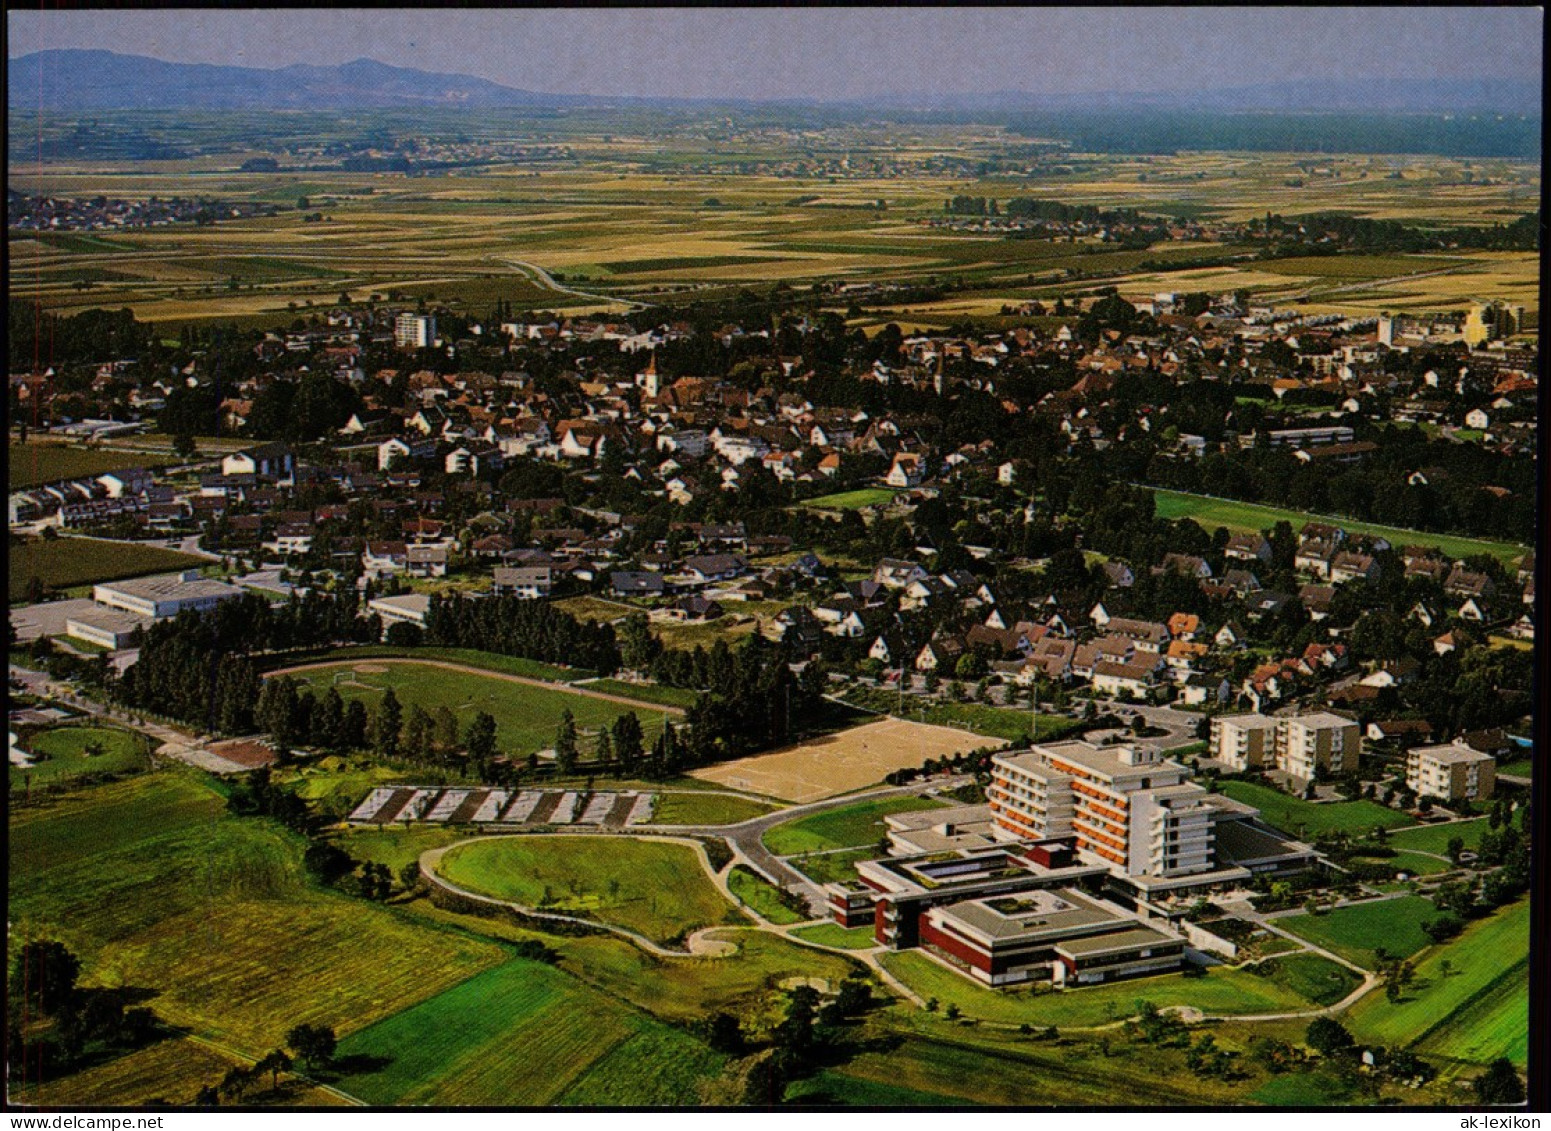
[1276,895,1438,968]
[9,443,170,489]
[270,645,591,683]
[879,952,1319,1027]
[1150,488,1526,564]
[335,958,724,1105]
[1218,780,1414,838]
[278,661,666,759]
[1345,898,1529,1065]
[647,790,777,826]
[11,724,151,788]
[583,679,700,709]
[435,835,738,945]
[10,537,210,602]
[1497,759,1532,778]
[1250,953,1362,1007]
[790,923,878,950]
[802,487,900,511]
[725,865,807,925]
[763,795,947,856]
[843,688,1078,743]
[1384,817,1488,856]
[7,770,507,1065]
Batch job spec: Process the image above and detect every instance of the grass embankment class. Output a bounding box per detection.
[790,923,878,950]
[434,835,739,945]
[1149,487,1525,565]
[1345,898,1529,1067]
[647,791,777,826]
[266,644,590,683]
[725,866,807,926]
[10,537,209,602]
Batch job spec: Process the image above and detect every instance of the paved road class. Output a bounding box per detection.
[497,256,647,312]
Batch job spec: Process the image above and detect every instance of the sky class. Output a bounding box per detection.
[7,7,1544,102]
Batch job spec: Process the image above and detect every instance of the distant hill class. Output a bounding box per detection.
[8,50,1539,118]
[6,50,593,111]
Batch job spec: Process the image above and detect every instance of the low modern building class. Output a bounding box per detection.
[1406,742,1496,802]
[64,608,149,650]
[92,571,242,621]
[369,593,432,631]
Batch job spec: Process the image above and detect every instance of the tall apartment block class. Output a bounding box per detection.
[395,312,437,349]
[1210,713,1278,770]
[989,741,1241,879]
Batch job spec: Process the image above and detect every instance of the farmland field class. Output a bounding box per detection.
[879,951,1320,1027]
[270,660,673,758]
[1345,898,1529,1065]
[334,958,725,1105]
[689,716,991,802]
[10,724,152,788]
[9,537,210,601]
[764,795,946,855]
[1275,895,1439,967]
[1217,780,1414,838]
[9,443,171,489]
[1150,488,1527,564]
[434,834,738,944]
[7,770,508,1066]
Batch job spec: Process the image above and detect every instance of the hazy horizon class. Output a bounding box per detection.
[7,7,1543,103]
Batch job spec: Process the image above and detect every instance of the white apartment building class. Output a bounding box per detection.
[394,313,437,349]
[989,741,1235,879]
[1210,713,1278,770]
[1406,742,1496,802]
[1275,712,1361,782]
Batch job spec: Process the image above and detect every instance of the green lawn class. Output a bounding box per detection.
[278,661,664,759]
[1149,488,1525,565]
[763,795,947,856]
[1251,953,1362,1007]
[1345,898,1529,1065]
[1218,780,1414,838]
[10,537,209,602]
[8,443,170,490]
[335,958,725,1106]
[270,645,590,683]
[726,865,807,925]
[802,487,899,511]
[791,923,878,950]
[435,835,739,944]
[647,791,778,826]
[583,679,700,709]
[1276,895,1439,968]
[844,688,1077,743]
[1496,759,1532,778]
[786,846,880,885]
[880,951,1317,1027]
[1385,817,1488,856]
[7,770,507,1063]
[11,725,151,788]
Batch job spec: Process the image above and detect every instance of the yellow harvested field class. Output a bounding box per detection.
[688,717,987,803]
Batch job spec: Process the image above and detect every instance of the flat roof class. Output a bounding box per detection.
[1412,742,1493,765]
[97,572,240,603]
[1216,712,1276,729]
[997,740,1185,784]
[369,593,432,614]
[1214,818,1317,866]
[66,608,151,634]
[939,887,1121,942]
[1055,925,1177,959]
[1285,711,1356,730]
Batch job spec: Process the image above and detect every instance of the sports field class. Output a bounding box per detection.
[1217,781,1414,838]
[10,724,151,788]
[271,660,674,758]
[334,958,725,1106]
[434,835,736,945]
[1275,895,1439,968]
[10,537,209,601]
[1345,898,1529,1066]
[763,795,947,855]
[688,717,989,802]
[1150,488,1526,564]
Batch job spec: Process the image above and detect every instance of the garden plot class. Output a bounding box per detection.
[425,789,471,823]
[350,787,401,823]
[471,790,511,822]
[578,793,617,824]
